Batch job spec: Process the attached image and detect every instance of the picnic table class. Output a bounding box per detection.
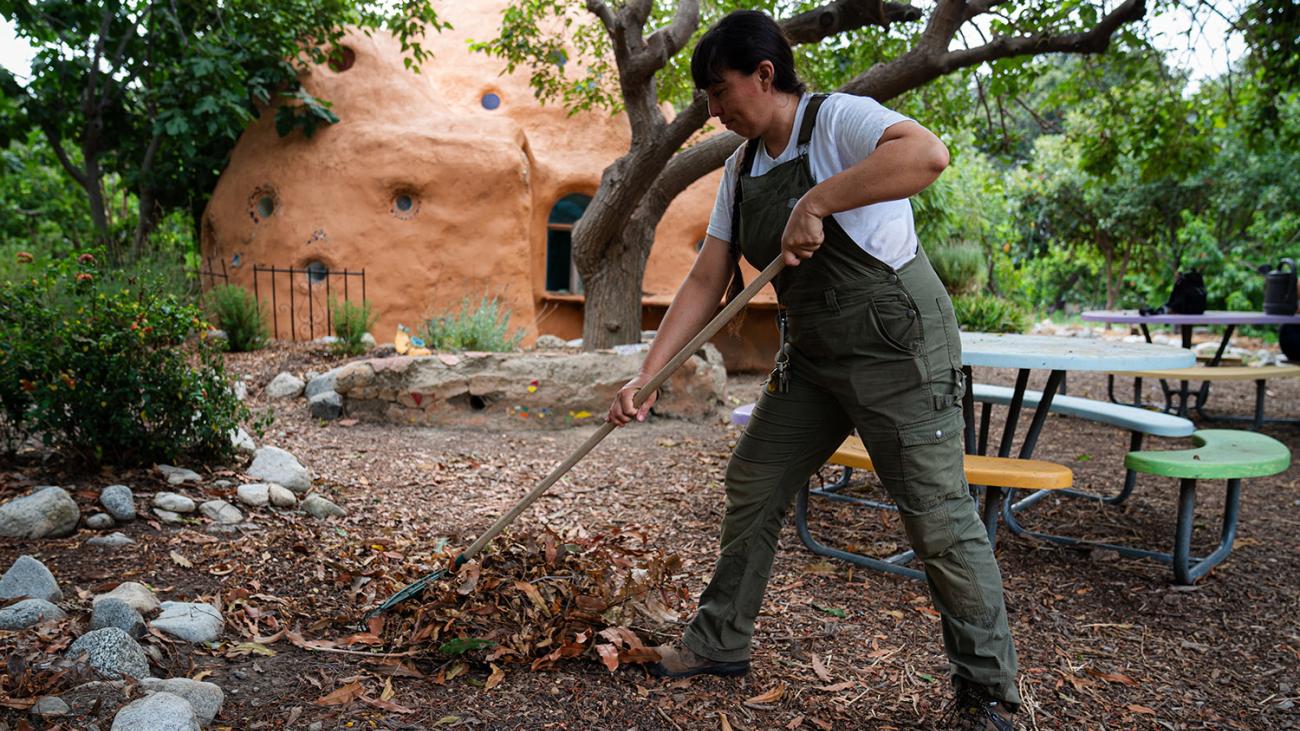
[1080,310,1300,417]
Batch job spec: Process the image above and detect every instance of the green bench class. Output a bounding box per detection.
[1005,429,1291,584]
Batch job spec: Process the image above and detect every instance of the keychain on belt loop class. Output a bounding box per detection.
[770,309,791,394]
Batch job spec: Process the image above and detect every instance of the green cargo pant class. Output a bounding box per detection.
[681,255,1021,707]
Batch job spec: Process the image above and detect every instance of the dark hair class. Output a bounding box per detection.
[691,10,806,95]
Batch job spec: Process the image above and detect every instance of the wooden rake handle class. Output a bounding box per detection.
[457,256,786,564]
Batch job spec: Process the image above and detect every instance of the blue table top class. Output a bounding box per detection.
[960,332,1195,372]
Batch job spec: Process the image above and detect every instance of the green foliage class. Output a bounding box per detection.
[423,295,524,353]
[0,250,249,464]
[952,294,1028,334]
[330,298,376,356]
[206,285,268,353]
[929,243,988,295]
[0,0,448,261]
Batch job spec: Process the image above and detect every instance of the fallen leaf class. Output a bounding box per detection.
[169,551,193,568]
[595,643,619,672]
[380,677,395,701]
[719,712,733,731]
[810,653,832,683]
[786,715,805,729]
[226,642,276,657]
[314,680,364,706]
[816,681,856,692]
[744,683,786,707]
[1128,704,1157,715]
[485,663,506,691]
[360,695,415,714]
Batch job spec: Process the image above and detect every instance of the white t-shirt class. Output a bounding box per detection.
[706,93,919,270]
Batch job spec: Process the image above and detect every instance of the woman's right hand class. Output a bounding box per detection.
[606,374,658,426]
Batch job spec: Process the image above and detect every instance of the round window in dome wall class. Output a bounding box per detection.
[305,260,329,283]
[328,46,356,72]
[481,92,501,110]
[391,190,419,219]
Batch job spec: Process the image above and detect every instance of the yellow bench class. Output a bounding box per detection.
[793,435,1072,580]
[1112,364,1300,430]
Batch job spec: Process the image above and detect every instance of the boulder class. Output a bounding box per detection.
[86,513,115,530]
[140,678,224,727]
[110,691,200,731]
[308,391,344,420]
[91,598,145,638]
[330,345,727,428]
[99,485,136,522]
[265,372,305,399]
[0,598,67,630]
[304,369,341,400]
[156,465,202,485]
[153,492,196,513]
[0,555,63,602]
[66,627,150,680]
[87,532,135,547]
[235,484,269,508]
[31,695,70,718]
[199,500,242,525]
[229,427,256,455]
[0,486,80,539]
[302,494,345,519]
[246,447,311,493]
[150,601,223,643]
[267,484,297,508]
[94,582,160,615]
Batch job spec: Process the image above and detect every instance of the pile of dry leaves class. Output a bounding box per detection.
[369,527,690,682]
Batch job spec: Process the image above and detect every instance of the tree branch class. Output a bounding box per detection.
[627,0,699,83]
[39,122,88,189]
[585,0,616,34]
[783,0,922,43]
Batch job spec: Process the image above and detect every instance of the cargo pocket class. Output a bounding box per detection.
[894,409,967,515]
[935,294,963,371]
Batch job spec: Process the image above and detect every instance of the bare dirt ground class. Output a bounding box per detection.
[2,334,1298,731]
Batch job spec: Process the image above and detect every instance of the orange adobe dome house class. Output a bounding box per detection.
[200,0,780,371]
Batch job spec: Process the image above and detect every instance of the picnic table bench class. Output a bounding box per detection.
[1110,364,1300,430]
[1011,429,1291,584]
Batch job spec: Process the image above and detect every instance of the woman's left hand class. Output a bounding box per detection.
[780,197,825,267]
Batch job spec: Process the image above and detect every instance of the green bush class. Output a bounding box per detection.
[422,294,524,352]
[330,298,376,356]
[0,250,250,465]
[952,294,1028,334]
[206,284,268,352]
[929,242,988,295]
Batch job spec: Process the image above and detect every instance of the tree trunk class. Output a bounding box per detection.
[578,229,648,349]
[81,152,116,263]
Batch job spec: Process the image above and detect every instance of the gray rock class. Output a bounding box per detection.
[87,532,135,547]
[66,627,150,680]
[211,479,234,489]
[232,380,248,401]
[267,484,297,508]
[153,508,184,524]
[229,427,256,455]
[141,678,224,726]
[31,695,70,717]
[304,369,340,400]
[265,372,305,399]
[157,465,202,486]
[312,335,339,346]
[0,598,66,629]
[302,494,345,519]
[235,484,269,508]
[207,329,227,341]
[246,447,311,493]
[99,485,136,522]
[199,500,242,525]
[111,691,200,731]
[150,602,223,643]
[94,582,160,615]
[92,598,145,638]
[361,332,377,348]
[153,492,196,513]
[533,334,568,349]
[0,486,80,539]
[308,390,344,420]
[61,680,129,717]
[86,513,115,530]
[0,555,62,602]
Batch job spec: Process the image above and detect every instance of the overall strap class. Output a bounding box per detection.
[797,93,830,149]
[727,137,762,298]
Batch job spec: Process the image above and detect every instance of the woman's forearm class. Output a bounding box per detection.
[801,122,949,218]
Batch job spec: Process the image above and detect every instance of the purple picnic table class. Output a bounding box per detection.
[1081,309,1300,417]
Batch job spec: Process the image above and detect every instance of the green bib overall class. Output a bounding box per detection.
[681,95,1020,706]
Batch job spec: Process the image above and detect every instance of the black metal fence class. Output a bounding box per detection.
[188,256,230,292]
[252,265,367,341]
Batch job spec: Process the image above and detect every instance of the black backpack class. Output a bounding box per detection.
[1140,270,1206,316]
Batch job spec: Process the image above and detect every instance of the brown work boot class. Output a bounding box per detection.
[647,642,749,679]
[939,683,1017,730]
